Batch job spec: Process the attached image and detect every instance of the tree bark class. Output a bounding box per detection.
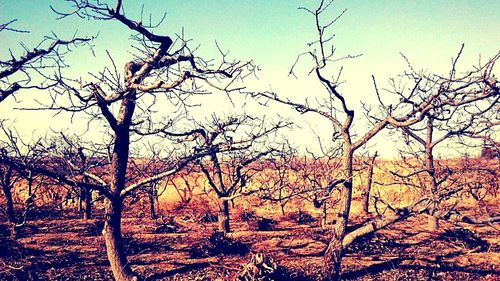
[102,197,138,281]
[427,214,439,231]
[322,143,354,281]
[321,203,328,230]
[424,118,439,231]
[361,152,377,215]
[148,184,156,219]
[218,199,230,234]
[103,93,139,281]
[25,173,34,221]
[82,187,92,220]
[78,189,83,213]
[323,239,343,281]
[2,184,16,224]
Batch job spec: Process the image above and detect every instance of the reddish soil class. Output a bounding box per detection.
[1,208,499,281]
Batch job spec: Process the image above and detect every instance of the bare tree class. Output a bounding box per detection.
[190,115,284,234]
[2,1,255,279]
[0,122,65,239]
[0,158,22,227]
[127,143,173,220]
[41,133,110,219]
[387,77,499,229]
[256,144,346,229]
[251,1,499,279]
[169,165,201,209]
[255,146,302,216]
[0,19,90,104]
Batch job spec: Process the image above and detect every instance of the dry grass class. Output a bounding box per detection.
[0,158,499,280]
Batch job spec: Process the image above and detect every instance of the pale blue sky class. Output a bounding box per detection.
[1,1,499,157]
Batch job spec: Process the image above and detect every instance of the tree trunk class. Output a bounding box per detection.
[25,174,34,221]
[321,203,327,230]
[2,185,16,224]
[424,118,439,231]
[322,144,354,281]
[148,184,156,220]
[361,152,377,215]
[103,93,138,280]
[323,239,343,281]
[2,184,18,238]
[27,173,32,197]
[82,187,92,220]
[218,199,230,234]
[102,197,138,281]
[427,214,439,231]
[78,190,83,213]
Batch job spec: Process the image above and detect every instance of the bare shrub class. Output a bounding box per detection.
[286,210,316,225]
[188,230,249,258]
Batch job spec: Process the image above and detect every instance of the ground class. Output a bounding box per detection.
[1,204,499,281]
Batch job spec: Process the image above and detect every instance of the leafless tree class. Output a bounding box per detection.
[256,136,347,227]
[0,122,53,237]
[0,157,22,227]
[169,165,201,209]
[126,143,173,219]
[0,19,90,104]
[39,133,110,219]
[254,146,302,216]
[189,115,285,234]
[385,81,499,230]
[2,0,256,279]
[384,44,499,230]
[251,1,499,279]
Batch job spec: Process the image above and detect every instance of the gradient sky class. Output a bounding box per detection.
[1,0,499,157]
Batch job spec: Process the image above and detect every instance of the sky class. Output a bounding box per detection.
[1,0,499,158]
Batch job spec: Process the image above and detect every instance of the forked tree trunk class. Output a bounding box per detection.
[103,93,139,281]
[218,199,230,234]
[361,152,378,215]
[102,197,138,281]
[322,145,354,281]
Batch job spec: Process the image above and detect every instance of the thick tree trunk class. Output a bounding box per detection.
[361,152,377,215]
[103,93,138,281]
[218,199,230,234]
[82,187,92,220]
[2,185,16,224]
[102,198,138,281]
[322,144,354,281]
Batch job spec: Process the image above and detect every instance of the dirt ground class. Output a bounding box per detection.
[1,204,499,281]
